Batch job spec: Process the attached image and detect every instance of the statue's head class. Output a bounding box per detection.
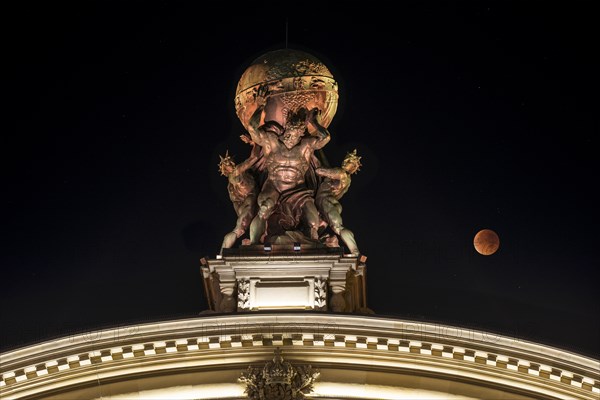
[218,151,235,176]
[281,109,306,149]
[342,149,362,174]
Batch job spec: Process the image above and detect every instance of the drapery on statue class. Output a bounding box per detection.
[247,104,330,244]
[218,142,260,254]
[315,149,362,255]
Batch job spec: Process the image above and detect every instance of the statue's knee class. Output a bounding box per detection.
[258,206,268,219]
[307,219,318,229]
[258,202,273,219]
[330,222,343,235]
[233,228,245,237]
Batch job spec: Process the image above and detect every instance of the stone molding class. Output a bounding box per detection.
[1,314,598,399]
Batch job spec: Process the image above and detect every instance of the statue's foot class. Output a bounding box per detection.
[221,231,238,253]
[339,229,359,255]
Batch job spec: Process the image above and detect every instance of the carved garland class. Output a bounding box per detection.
[314,278,327,310]
[238,279,251,311]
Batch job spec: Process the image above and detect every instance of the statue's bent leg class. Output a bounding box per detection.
[339,228,359,255]
[221,197,257,253]
[220,231,238,253]
[323,198,344,234]
[249,215,264,244]
[236,197,256,235]
[302,199,320,240]
[250,184,278,244]
[322,198,359,254]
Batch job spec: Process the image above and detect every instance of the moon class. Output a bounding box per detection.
[474,229,500,255]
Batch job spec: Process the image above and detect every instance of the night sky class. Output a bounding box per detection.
[2,2,598,358]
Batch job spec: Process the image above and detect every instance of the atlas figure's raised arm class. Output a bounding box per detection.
[247,105,268,146]
[306,107,330,150]
[315,167,345,180]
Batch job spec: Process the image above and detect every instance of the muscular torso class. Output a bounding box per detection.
[263,139,313,192]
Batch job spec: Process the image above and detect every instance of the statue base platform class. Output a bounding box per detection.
[200,245,370,313]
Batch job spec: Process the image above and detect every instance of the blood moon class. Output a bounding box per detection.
[474,229,500,255]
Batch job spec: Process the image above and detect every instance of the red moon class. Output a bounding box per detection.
[474,229,500,255]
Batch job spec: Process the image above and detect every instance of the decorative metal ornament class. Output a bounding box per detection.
[239,348,320,400]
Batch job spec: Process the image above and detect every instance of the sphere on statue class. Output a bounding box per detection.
[235,49,339,134]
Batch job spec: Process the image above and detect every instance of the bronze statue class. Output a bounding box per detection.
[218,143,260,253]
[217,48,365,255]
[246,105,330,243]
[315,149,362,255]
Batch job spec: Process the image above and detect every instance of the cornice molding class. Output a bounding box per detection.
[1,313,598,399]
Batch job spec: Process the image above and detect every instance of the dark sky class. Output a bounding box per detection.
[2,2,598,358]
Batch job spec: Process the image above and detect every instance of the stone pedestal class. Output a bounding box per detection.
[200,245,369,313]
